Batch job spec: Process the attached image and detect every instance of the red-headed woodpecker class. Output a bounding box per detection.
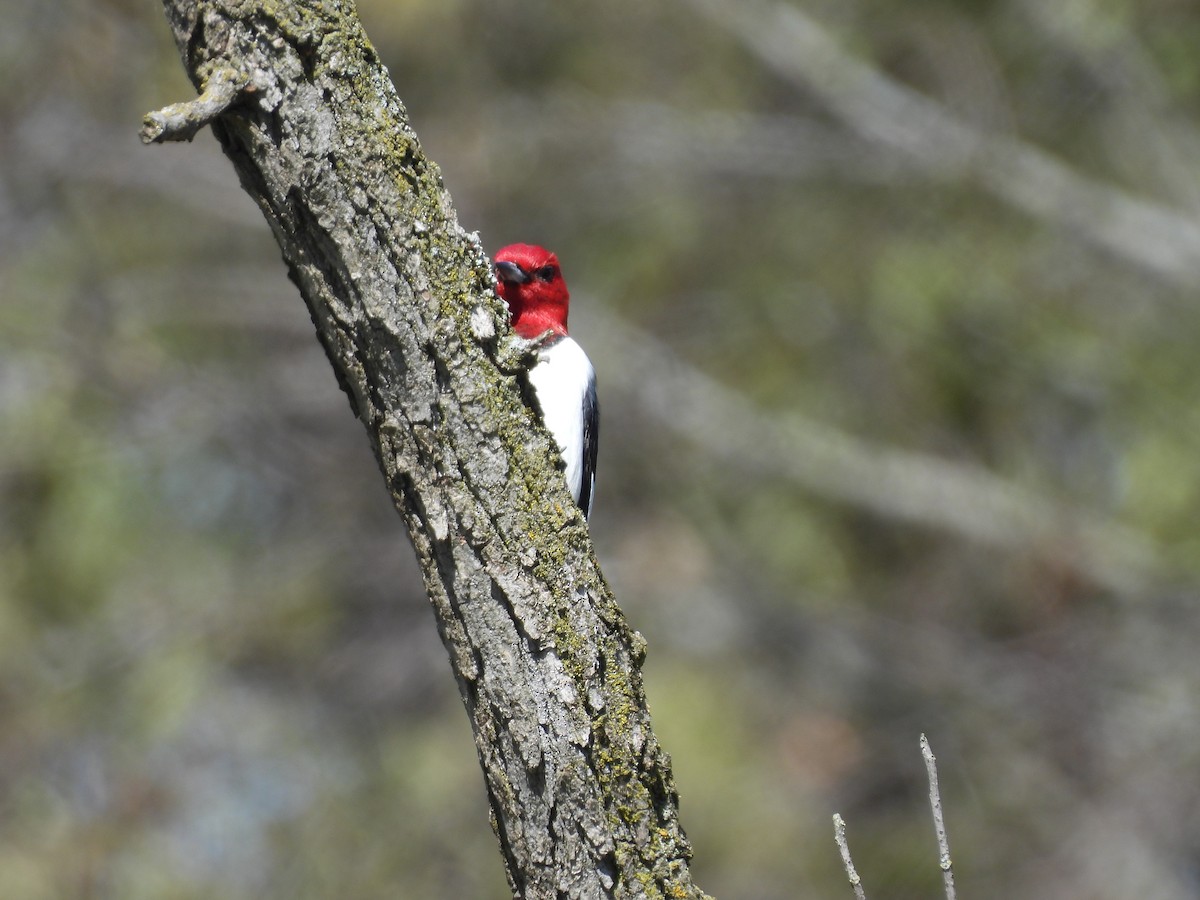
[494,243,598,518]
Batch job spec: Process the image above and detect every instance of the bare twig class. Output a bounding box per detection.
[141,67,249,144]
[921,734,957,900]
[832,813,869,900]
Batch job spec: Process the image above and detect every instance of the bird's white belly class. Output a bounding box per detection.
[528,337,593,502]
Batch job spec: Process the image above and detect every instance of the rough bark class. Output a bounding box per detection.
[143,2,709,898]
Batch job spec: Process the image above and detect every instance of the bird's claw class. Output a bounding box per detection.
[497,333,539,373]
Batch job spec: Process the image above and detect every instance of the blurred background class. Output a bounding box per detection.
[4,0,1200,897]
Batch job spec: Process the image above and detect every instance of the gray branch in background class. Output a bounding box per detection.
[1016,0,1200,213]
[684,0,1200,288]
[586,306,1165,595]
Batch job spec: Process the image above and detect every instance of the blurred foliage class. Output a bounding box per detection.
[4,0,1200,897]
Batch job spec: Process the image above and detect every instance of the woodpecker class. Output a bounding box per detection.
[494,243,598,518]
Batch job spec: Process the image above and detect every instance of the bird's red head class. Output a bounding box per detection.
[494,243,570,339]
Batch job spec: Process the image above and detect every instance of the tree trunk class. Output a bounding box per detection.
[143,2,710,898]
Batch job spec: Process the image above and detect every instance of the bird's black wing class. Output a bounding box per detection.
[578,371,599,519]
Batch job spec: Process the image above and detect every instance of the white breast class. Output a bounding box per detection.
[528,336,594,505]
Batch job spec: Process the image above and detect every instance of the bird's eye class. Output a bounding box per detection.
[535,265,557,281]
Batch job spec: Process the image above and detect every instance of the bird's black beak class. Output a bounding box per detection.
[494,261,530,285]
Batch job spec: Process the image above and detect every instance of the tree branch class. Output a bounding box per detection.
[832,814,868,900]
[145,2,708,897]
[141,65,248,143]
[921,735,957,900]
